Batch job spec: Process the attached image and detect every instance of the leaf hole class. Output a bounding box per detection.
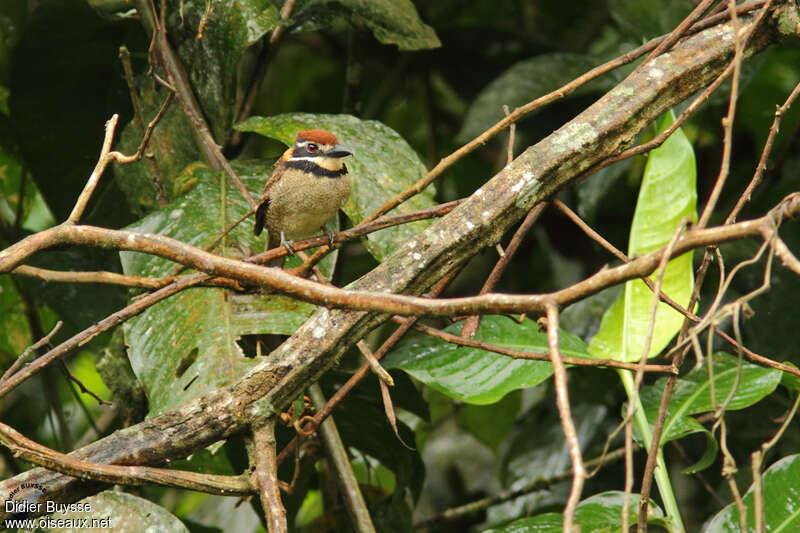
[182,374,199,392]
[175,348,199,378]
[238,334,285,357]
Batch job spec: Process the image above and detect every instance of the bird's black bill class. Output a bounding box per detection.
[327,144,353,158]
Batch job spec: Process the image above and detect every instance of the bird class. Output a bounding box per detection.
[254,129,353,267]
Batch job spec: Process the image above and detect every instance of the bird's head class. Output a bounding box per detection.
[286,129,353,172]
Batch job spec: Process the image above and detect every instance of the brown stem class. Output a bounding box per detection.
[545,303,585,533]
[251,419,287,532]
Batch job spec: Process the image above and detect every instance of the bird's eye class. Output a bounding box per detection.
[307,143,319,152]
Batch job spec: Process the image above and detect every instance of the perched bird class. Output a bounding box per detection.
[254,129,353,267]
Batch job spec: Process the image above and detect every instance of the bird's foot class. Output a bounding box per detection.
[280,231,296,256]
[321,226,336,247]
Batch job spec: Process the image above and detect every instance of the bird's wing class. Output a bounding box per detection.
[254,153,289,236]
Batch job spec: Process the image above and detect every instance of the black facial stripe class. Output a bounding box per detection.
[292,143,325,157]
[286,159,348,178]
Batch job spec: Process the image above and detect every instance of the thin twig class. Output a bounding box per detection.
[11,264,244,291]
[636,0,719,72]
[414,447,627,529]
[110,92,173,165]
[696,0,748,229]
[356,340,393,386]
[460,203,544,338]
[727,79,800,223]
[409,320,675,373]
[67,115,121,224]
[545,303,585,533]
[119,45,169,205]
[0,321,62,386]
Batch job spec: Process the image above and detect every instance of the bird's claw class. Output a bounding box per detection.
[280,231,296,256]
[321,226,336,247]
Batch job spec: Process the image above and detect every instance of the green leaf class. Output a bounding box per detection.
[384,316,591,405]
[484,491,664,533]
[641,352,782,445]
[333,391,426,501]
[295,0,440,51]
[705,454,800,532]
[680,424,718,474]
[458,53,620,142]
[588,109,697,362]
[780,363,800,392]
[54,491,189,532]
[167,0,281,143]
[501,405,607,510]
[609,0,697,38]
[457,390,521,450]
[114,88,205,215]
[236,113,435,260]
[0,275,31,364]
[120,161,334,415]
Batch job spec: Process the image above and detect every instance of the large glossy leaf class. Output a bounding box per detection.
[293,0,440,51]
[488,405,607,526]
[236,113,435,260]
[114,89,205,215]
[459,53,619,142]
[166,0,280,144]
[705,454,800,532]
[52,491,188,532]
[588,109,697,362]
[383,315,591,405]
[641,352,782,445]
[120,161,334,415]
[484,491,665,533]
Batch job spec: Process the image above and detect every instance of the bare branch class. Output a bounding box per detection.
[250,418,287,532]
[545,304,584,533]
[0,421,252,495]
